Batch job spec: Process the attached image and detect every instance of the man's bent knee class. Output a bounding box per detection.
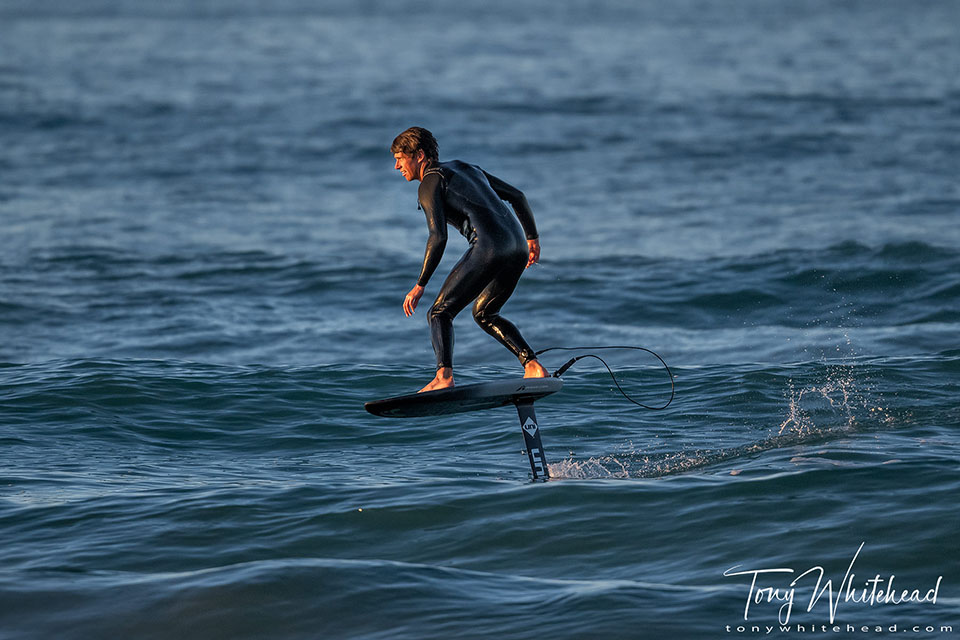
[472,307,495,330]
[429,302,453,324]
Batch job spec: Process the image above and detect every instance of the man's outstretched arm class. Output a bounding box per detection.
[406,172,447,315]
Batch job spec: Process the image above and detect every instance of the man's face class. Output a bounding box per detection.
[394,151,424,182]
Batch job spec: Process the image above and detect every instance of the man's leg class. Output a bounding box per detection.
[420,248,492,392]
[472,253,548,378]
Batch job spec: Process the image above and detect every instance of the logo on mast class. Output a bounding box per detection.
[522,417,539,437]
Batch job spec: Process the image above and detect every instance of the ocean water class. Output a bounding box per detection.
[1,1,959,638]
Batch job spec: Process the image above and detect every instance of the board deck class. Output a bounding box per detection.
[365,377,562,418]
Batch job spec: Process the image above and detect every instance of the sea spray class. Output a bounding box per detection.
[550,361,895,480]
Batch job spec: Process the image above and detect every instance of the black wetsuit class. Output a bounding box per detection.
[415,160,539,370]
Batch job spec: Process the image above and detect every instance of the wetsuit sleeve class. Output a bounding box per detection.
[482,170,539,240]
[416,172,448,287]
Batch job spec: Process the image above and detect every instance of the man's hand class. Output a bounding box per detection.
[404,284,425,317]
[526,238,541,268]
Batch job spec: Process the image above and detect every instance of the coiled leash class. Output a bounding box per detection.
[535,345,675,410]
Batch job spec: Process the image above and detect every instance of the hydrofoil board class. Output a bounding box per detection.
[365,377,562,418]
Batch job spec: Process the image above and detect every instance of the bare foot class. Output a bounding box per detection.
[418,368,454,392]
[523,359,549,378]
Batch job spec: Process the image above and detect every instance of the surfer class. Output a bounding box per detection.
[392,126,549,392]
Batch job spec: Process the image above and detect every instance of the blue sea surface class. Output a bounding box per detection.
[1,1,958,638]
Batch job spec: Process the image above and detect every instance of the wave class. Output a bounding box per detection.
[0,553,712,640]
[3,237,957,369]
